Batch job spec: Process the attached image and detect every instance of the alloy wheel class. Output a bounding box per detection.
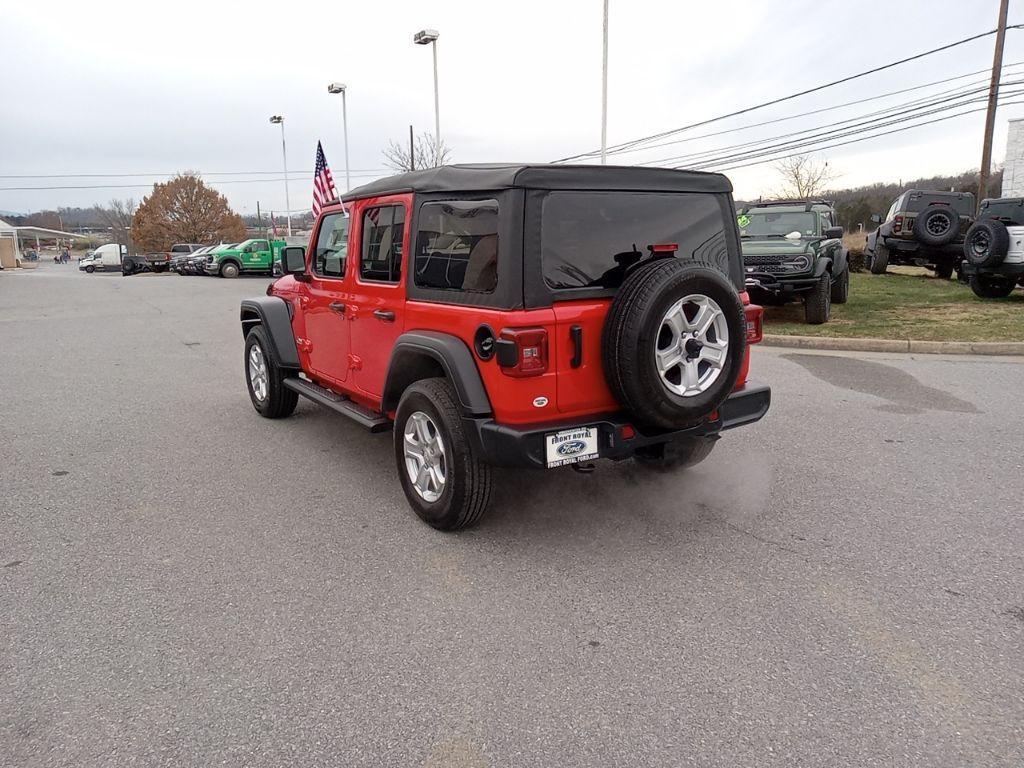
[248,344,268,402]
[655,294,730,398]
[403,411,447,502]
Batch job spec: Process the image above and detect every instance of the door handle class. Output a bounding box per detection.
[569,325,583,368]
[329,301,346,313]
[373,309,396,322]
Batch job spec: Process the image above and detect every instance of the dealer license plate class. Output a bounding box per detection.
[545,426,599,468]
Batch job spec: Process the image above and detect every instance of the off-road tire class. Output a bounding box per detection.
[963,220,1010,268]
[220,262,240,279]
[804,273,831,324]
[244,325,298,418]
[913,205,959,247]
[634,436,717,471]
[830,265,850,303]
[870,243,889,274]
[602,260,746,431]
[84,264,95,273]
[933,260,955,279]
[394,378,492,531]
[969,275,1016,299]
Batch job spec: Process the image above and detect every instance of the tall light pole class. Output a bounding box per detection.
[601,0,609,164]
[327,83,351,192]
[413,29,441,165]
[269,115,292,236]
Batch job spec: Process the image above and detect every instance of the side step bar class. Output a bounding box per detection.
[283,377,391,432]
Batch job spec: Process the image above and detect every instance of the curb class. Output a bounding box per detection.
[761,334,1024,357]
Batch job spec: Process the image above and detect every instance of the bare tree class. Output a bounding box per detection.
[772,155,838,199]
[383,132,453,172]
[93,198,138,251]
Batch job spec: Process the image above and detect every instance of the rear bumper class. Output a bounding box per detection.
[466,383,771,469]
[961,260,1024,278]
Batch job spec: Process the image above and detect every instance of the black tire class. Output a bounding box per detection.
[933,260,955,280]
[913,205,959,247]
[602,260,746,431]
[244,325,298,418]
[634,436,716,471]
[869,243,889,274]
[968,275,1016,299]
[121,257,135,275]
[84,265,95,273]
[804,273,831,324]
[153,264,168,273]
[963,220,1010,268]
[830,265,850,303]
[221,262,240,278]
[394,378,492,531]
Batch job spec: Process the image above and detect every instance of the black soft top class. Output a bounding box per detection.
[341,163,732,202]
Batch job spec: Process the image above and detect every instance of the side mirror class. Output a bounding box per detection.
[823,226,844,239]
[280,246,307,276]
[869,213,882,225]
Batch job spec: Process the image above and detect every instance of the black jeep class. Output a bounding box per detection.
[865,189,974,278]
[738,200,848,324]
[961,197,1024,298]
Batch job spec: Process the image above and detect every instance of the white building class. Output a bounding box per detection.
[0,219,85,269]
[1001,118,1024,198]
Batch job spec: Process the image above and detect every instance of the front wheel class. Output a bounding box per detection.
[84,265,95,273]
[244,326,298,418]
[804,273,831,324]
[969,275,1016,299]
[394,378,492,531]
[870,244,889,274]
[220,262,240,278]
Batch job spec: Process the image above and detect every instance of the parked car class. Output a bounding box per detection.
[865,190,974,278]
[199,243,240,275]
[738,200,848,324]
[79,243,127,273]
[143,243,204,273]
[171,245,210,273]
[239,164,771,531]
[961,197,1024,298]
[206,238,291,277]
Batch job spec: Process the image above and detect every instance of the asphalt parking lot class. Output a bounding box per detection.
[2,262,1023,767]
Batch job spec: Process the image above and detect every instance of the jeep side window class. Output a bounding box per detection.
[414,200,498,293]
[313,212,348,278]
[360,205,405,283]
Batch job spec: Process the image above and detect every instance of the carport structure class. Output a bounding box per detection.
[0,218,87,268]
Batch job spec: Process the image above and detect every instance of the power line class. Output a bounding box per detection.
[0,169,389,180]
[640,79,1022,169]
[554,25,1023,163]
[691,98,1024,173]
[0,173,388,192]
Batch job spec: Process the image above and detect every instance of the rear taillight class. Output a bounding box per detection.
[744,304,763,344]
[496,327,549,377]
[894,215,903,233]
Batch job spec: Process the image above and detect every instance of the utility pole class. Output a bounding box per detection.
[978,0,1009,209]
[409,125,416,172]
[257,201,263,237]
[601,0,609,164]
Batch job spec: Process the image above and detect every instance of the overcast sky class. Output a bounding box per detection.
[2,0,1023,217]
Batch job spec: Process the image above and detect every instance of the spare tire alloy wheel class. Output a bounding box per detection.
[656,295,729,398]
[963,220,1009,268]
[914,206,958,247]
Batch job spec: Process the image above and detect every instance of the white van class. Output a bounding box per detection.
[79,243,127,273]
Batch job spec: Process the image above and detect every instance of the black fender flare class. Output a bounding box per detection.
[832,248,849,275]
[813,255,834,278]
[382,331,492,416]
[239,297,300,368]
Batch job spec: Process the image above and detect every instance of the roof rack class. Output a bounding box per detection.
[740,199,834,214]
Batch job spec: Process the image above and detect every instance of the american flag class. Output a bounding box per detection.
[312,141,339,216]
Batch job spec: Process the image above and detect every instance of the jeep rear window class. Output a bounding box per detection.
[541,192,728,290]
[414,200,498,293]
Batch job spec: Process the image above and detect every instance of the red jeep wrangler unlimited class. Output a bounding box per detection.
[240,164,770,530]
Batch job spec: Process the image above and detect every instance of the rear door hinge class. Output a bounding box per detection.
[347,353,362,371]
[296,337,313,353]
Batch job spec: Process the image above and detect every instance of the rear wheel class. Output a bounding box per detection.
[969,275,1016,299]
[933,261,955,280]
[634,436,716,471]
[221,262,240,278]
[870,243,889,274]
[804,273,831,324]
[394,378,491,531]
[244,325,298,418]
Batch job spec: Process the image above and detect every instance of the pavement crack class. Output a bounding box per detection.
[697,503,802,556]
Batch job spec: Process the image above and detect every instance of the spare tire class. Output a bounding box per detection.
[122,257,135,276]
[913,205,959,247]
[602,259,746,430]
[963,219,1009,267]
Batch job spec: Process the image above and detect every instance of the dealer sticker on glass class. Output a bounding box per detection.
[545,426,599,468]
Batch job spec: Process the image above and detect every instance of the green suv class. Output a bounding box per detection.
[738,201,849,324]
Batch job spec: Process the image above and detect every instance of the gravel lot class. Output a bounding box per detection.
[2,262,1023,767]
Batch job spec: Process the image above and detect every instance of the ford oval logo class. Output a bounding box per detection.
[558,440,587,456]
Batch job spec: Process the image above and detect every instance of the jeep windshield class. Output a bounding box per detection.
[540,191,732,290]
[739,212,818,238]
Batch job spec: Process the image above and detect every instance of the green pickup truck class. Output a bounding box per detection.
[205,238,291,278]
